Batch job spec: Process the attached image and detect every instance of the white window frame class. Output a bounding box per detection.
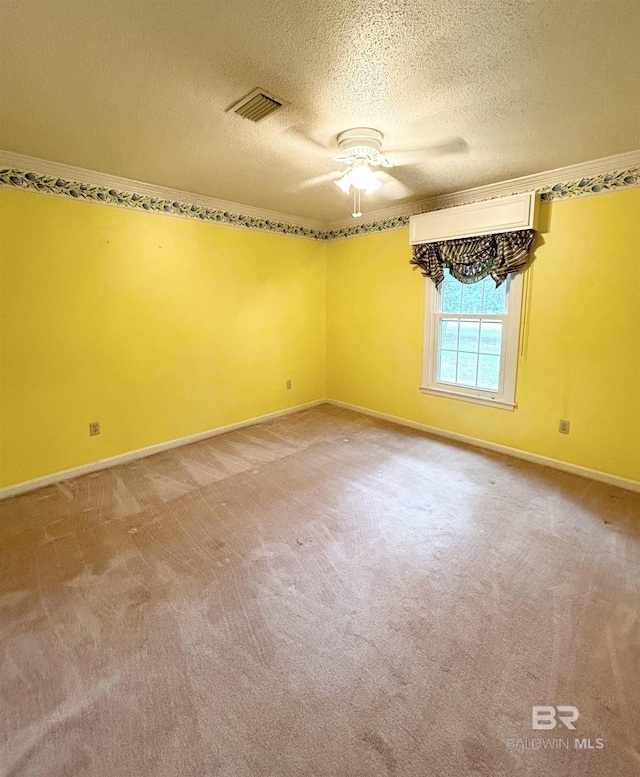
[420,272,523,410]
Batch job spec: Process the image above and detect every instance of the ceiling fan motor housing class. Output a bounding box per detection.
[337,127,383,152]
[335,127,391,166]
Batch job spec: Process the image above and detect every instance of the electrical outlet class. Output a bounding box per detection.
[89,422,101,436]
[558,419,570,434]
[286,379,292,390]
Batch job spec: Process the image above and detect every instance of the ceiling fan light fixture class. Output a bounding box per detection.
[364,177,382,195]
[350,159,376,191]
[331,128,405,216]
[335,174,352,194]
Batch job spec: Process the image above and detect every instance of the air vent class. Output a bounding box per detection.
[227,88,287,122]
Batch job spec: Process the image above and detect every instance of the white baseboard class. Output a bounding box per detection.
[0,400,325,500]
[327,399,640,493]
[4,397,638,499]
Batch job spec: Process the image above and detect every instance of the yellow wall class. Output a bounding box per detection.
[2,185,639,490]
[0,189,326,487]
[327,188,640,483]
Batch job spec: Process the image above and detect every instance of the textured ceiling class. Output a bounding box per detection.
[1,0,639,223]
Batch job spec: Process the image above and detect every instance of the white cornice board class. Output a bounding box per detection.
[409,191,538,244]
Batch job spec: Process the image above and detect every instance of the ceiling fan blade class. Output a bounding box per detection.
[376,171,413,200]
[387,136,469,165]
[284,125,332,154]
[287,171,341,193]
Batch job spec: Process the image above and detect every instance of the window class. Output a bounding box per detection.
[421,269,523,409]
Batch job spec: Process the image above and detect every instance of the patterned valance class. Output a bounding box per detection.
[410,229,535,287]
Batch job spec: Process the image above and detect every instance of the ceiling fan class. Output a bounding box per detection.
[331,128,395,217]
[290,127,467,218]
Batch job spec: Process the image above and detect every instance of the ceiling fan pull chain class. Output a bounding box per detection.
[352,187,362,218]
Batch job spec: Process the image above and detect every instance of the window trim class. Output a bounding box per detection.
[420,272,524,410]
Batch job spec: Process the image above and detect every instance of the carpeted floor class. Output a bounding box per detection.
[1,405,639,776]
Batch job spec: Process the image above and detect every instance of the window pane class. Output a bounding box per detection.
[458,320,480,353]
[441,278,462,312]
[477,354,500,390]
[456,351,478,386]
[439,319,459,350]
[481,279,507,314]
[479,321,503,355]
[432,272,512,397]
[460,281,484,314]
[437,349,457,383]
[441,271,507,315]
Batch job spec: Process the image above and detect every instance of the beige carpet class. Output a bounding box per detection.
[1,405,639,776]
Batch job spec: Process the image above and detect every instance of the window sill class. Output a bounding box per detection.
[420,385,516,411]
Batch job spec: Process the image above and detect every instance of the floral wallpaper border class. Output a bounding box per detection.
[0,168,322,239]
[1,163,638,241]
[319,215,411,240]
[538,167,639,201]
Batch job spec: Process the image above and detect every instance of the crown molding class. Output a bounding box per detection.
[2,148,639,242]
[324,149,640,232]
[0,150,326,235]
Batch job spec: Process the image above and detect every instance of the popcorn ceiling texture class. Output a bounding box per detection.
[1,0,639,223]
